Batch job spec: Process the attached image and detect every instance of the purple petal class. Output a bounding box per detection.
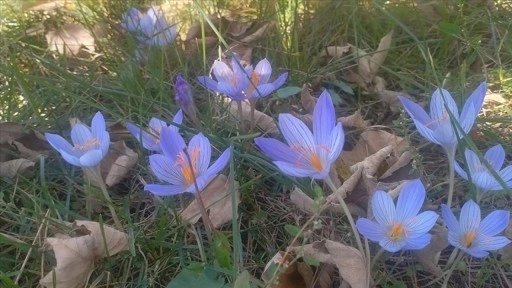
[250,83,277,98]
[464,148,482,175]
[79,149,103,167]
[188,133,211,174]
[479,210,509,236]
[197,76,219,92]
[60,151,81,167]
[96,130,110,157]
[398,96,432,125]
[459,200,481,233]
[379,238,406,252]
[212,60,234,83]
[356,218,386,242]
[326,124,344,164]
[499,166,512,183]
[273,161,316,178]
[149,154,183,185]
[462,247,489,258]
[160,127,186,160]
[91,112,106,137]
[447,230,463,248]
[454,161,468,180]
[71,123,93,146]
[126,122,141,139]
[279,114,315,152]
[253,58,272,85]
[485,144,505,171]
[430,88,459,123]
[475,235,511,252]
[471,171,497,191]
[171,110,184,129]
[441,204,460,234]
[404,211,438,238]
[121,7,142,32]
[460,82,486,133]
[149,117,167,133]
[403,234,431,250]
[371,190,395,227]
[145,184,186,196]
[254,137,299,164]
[216,81,243,100]
[140,130,160,151]
[205,146,231,178]
[414,120,440,145]
[271,72,288,90]
[395,179,425,221]
[313,90,335,147]
[45,133,75,156]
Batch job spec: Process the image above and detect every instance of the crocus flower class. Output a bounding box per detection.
[197,55,288,101]
[398,82,486,154]
[175,74,197,123]
[145,127,231,196]
[254,90,343,179]
[126,110,183,153]
[441,200,510,258]
[121,7,177,47]
[455,144,512,192]
[45,112,110,167]
[356,179,439,252]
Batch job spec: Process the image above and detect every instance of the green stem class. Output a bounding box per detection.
[370,248,385,269]
[85,166,122,229]
[445,147,456,208]
[325,176,366,258]
[236,100,244,132]
[442,249,464,288]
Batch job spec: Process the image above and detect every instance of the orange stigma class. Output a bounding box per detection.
[462,230,477,248]
[247,72,261,95]
[73,138,101,151]
[388,223,406,241]
[309,154,323,171]
[176,148,201,185]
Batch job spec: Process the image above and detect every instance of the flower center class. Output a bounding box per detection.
[247,72,261,95]
[425,112,450,128]
[73,138,101,151]
[290,144,328,172]
[309,154,323,171]
[175,148,201,186]
[462,230,477,248]
[388,223,406,241]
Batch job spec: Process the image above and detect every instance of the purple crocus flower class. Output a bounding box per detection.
[45,112,110,167]
[455,144,512,192]
[197,55,288,101]
[398,82,486,154]
[441,200,510,258]
[145,127,231,196]
[126,110,183,153]
[356,179,439,252]
[175,74,198,123]
[121,7,177,47]
[254,90,343,179]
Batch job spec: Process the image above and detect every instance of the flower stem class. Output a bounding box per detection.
[325,176,366,258]
[442,249,464,288]
[445,147,456,208]
[84,166,122,229]
[249,99,256,131]
[236,100,244,132]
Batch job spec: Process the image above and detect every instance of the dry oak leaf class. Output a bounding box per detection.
[228,100,279,136]
[291,240,368,288]
[0,158,35,178]
[261,251,314,288]
[40,220,128,288]
[181,175,240,229]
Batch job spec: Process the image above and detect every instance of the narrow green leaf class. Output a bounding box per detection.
[274,86,302,99]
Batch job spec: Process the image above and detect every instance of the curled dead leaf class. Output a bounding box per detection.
[338,111,368,129]
[228,100,279,136]
[413,224,449,275]
[181,175,240,229]
[0,159,35,178]
[40,220,128,288]
[300,84,316,114]
[261,251,314,288]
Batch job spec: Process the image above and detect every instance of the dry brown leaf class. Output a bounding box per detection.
[261,251,314,288]
[46,23,95,56]
[40,220,128,288]
[228,100,279,136]
[319,46,351,58]
[181,175,240,228]
[369,30,393,79]
[0,159,35,178]
[0,123,26,144]
[499,218,512,259]
[292,240,368,288]
[239,22,273,43]
[290,186,317,214]
[413,224,449,275]
[338,111,368,129]
[300,84,316,114]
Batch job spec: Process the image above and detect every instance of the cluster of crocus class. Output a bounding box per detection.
[46,112,110,167]
[198,55,288,101]
[121,7,177,47]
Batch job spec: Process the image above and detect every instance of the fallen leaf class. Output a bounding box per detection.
[290,186,317,215]
[228,100,279,136]
[291,240,368,288]
[300,84,316,114]
[40,220,128,288]
[0,159,35,178]
[499,218,512,260]
[46,23,95,56]
[181,175,240,229]
[338,111,368,129]
[369,30,393,79]
[413,224,449,275]
[0,123,26,144]
[319,46,351,58]
[261,251,314,288]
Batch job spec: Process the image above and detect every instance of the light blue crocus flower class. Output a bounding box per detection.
[455,144,512,192]
[441,200,511,258]
[356,179,439,252]
[126,110,183,153]
[254,90,343,179]
[121,7,177,47]
[398,82,486,155]
[198,55,288,101]
[145,127,231,196]
[45,112,110,167]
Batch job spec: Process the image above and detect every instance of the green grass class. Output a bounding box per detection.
[1,0,512,287]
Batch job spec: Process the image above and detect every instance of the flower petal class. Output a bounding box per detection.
[45,133,76,156]
[479,210,510,237]
[371,190,395,227]
[171,110,184,129]
[313,90,335,147]
[460,82,486,133]
[327,123,344,164]
[379,238,406,252]
[447,231,463,248]
[273,161,316,178]
[430,88,459,123]
[148,117,167,133]
[216,81,244,100]
[462,247,489,258]
[454,161,468,180]
[254,137,299,164]
[149,154,183,185]
[356,218,386,242]
[279,114,315,152]
[499,166,512,183]
[126,122,141,140]
[91,112,106,137]
[403,233,431,250]
[484,144,505,171]
[475,235,511,252]
[398,96,432,125]
[145,184,186,196]
[395,179,425,221]
[251,83,278,98]
[160,127,185,161]
[253,58,272,85]
[60,151,81,167]
[464,148,482,175]
[79,150,103,167]
[212,60,234,83]
[271,72,288,90]
[205,146,231,178]
[197,76,219,92]
[96,130,110,157]
[188,133,211,174]
[459,200,481,233]
[71,123,93,147]
[404,211,438,238]
[441,204,460,234]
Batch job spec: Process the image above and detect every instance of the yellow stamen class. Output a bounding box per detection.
[425,112,449,128]
[175,148,201,186]
[73,138,101,151]
[309,154,323,171]
[290,144,328,172]
[247,72,261,95]
[388,223,406,241]
[462,230,477,248]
